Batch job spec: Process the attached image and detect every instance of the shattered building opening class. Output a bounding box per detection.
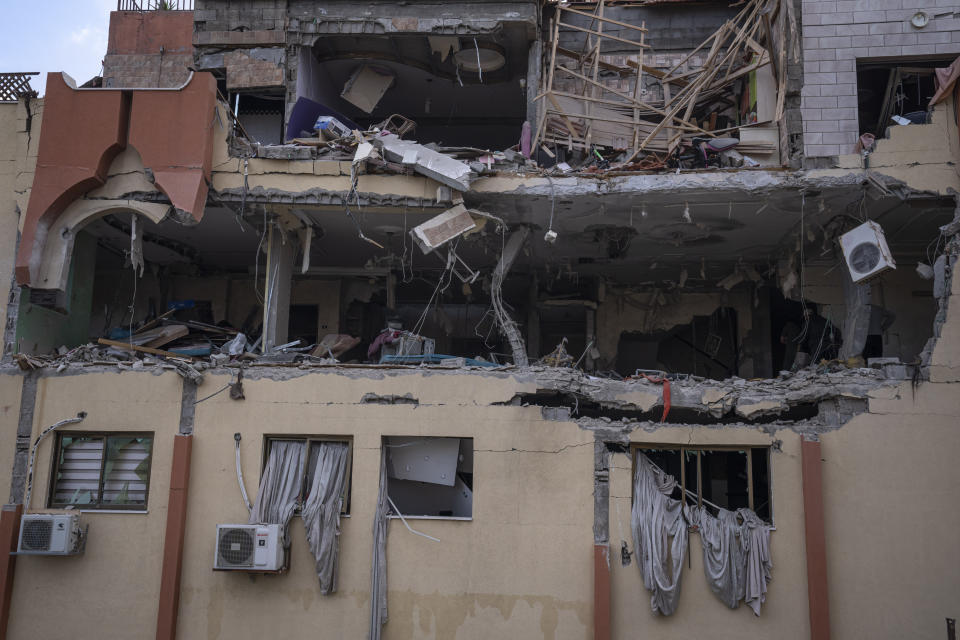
[384,436,473,519]
[294,34,530,148]
[856,58,954,140]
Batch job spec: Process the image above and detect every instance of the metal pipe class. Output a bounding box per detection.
[23,412,87,509]
[234,433,252,515]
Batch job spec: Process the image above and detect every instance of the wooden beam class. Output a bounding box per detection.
[98,338,189,359]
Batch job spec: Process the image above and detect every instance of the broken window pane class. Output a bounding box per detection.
[632,445,772,523]
[385,436,473,518]
[699,450,749,512]
[50,433,153,510]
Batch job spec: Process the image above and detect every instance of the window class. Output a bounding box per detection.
[49,433,154,510]
[634,446,771,522]
[384,436,473,519]
[263,437,353,514]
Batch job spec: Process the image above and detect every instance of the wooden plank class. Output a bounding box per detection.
[98,338,190,359]
[133,324,189,349]
[135,308,177,334]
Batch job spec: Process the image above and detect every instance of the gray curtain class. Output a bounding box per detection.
[249,440,306,546]
[631,452,688,616]
[695,507,746,609]
[301,441,350,594]
[368,446,389,640]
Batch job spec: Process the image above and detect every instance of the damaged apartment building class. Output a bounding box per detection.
[0,0,959,638]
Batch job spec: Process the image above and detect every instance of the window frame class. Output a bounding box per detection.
[383,436,474,521]
[631,444,772,523]
[262,435,353,516]
[47,431,155,512]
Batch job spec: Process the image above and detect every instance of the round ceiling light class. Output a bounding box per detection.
[454,44,506,73]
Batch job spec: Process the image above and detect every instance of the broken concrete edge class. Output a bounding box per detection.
[0,360,901,428]
[206,167,941,211]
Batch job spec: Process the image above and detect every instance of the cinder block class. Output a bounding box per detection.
[819,13,855,25]
[820,82,857,96]
[822,107,858,120]
[869,21,903,34]
[836,23,869,36]
[837,95,859,108]
[801,107,823,120]
[935,43,960,53]
[802,84,822,97]
[806,72,838,84]
[885,32,917,45]
[806,1,837,13]
[805,25,838,37]
[819,59,856,73]
[804,132,824,145]
[851,34,885,47]
[852,10,888,22]
[804,60,821,73]
[919,31,952,44]
[858,0,901,10]
[820,36,853,48]
[901,44,939,54]
[806,143,841,156]
[807,119,842,132]
[836,71,858,84]
[806,96,839,108]
[806,48,838,61]
[867,45,902,56]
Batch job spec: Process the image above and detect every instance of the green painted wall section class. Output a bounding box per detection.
[15,232,97,355]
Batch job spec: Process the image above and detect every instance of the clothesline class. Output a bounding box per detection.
[641,454,725,513]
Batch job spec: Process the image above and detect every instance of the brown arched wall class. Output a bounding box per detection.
[16,72,216,287]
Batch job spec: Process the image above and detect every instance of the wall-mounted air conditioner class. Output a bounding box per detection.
[839,220,896,283]
[214,524,284,572]
[17,513,86,556]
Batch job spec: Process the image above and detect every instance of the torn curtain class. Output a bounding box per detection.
[302,441,350,594]
[631,452,688,615]
[249,440,305,546]
[369,446,390,640]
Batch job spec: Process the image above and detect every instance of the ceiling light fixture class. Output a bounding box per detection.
[453,42,506,73]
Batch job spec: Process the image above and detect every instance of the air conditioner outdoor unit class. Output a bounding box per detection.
[839,220,896,284]
[214,524,284,572]
[17,513,85,556]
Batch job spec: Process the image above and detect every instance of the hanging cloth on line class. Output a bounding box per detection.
[631,452,688,615]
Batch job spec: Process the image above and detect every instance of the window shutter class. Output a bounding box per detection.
[102,438,150,505]
[53,438,103,505]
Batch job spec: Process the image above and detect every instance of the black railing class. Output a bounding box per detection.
[117,0,194,10]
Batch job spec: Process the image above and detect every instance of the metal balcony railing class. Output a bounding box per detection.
[117,0,194,10]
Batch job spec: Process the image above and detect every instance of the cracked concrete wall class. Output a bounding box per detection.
[608,426,809,639]
[4,370,182,640]
[0,101,39,359]
[0,361,956,637]
[179,371,592,640]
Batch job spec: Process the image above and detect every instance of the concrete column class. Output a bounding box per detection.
[155,433,193,640]
[0,504,22,640]
[262,222,295,352]
[801,437,831,640]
